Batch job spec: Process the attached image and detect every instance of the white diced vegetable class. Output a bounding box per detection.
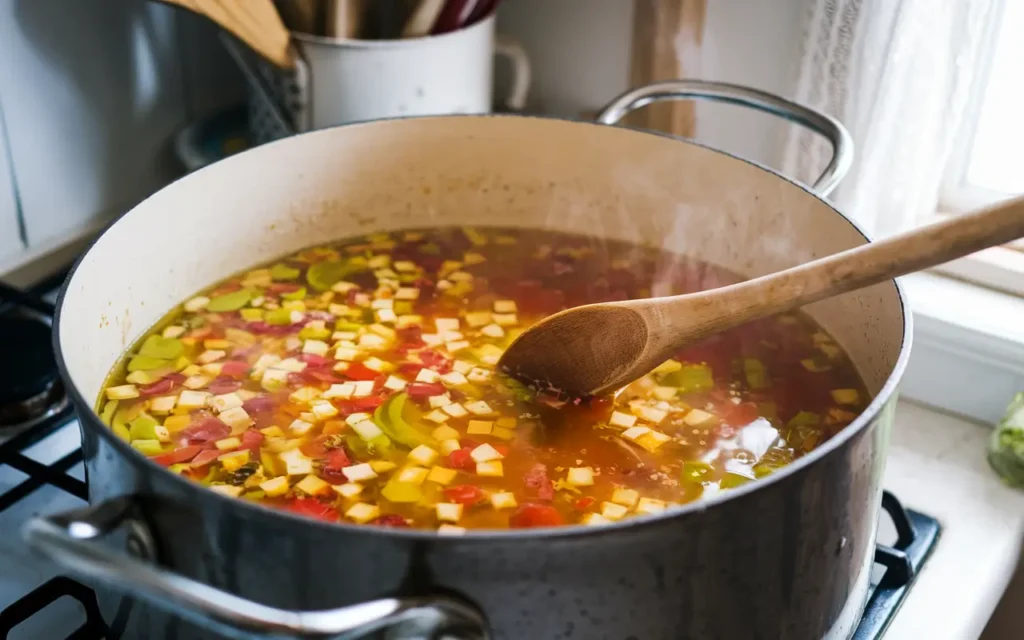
[635,497,668,515]
[296,475,331,496]
[445,340,470,353]
[272,358,307,372]
[149,395,177,414]
[601,502,629,520]
[260,368,290,391]
[490,491,517,510]
[177,390,211,409]
[480,323,505,338]
[183,375,211,390]
[440,371,468,387]
[407,445,439,467]
[452,360,474,374]
[162,325,186,338]
[370,297,393,309]
[635,430,671,452]
[467,368,491,383]
[439,330,464,342]
[493,300,517,313]
[611,488,639,509]
[394,287,420,300]
[280,449,314,476]
[154,425,171,443]
[369,460,397,473]
[652,386,677,401]
[351,380,375,397]
[335,347,362,362]
[219,407,253,431]
[210,485,243,498]
[260,476,290,497]
[383,375,407,391]
[476,461,503,477]
[441,403,468,418]
[345,502,380,524]
[197,349,226,364]
[184,296,209,312]
[342,463,378,482]
[289,386,321,404]
[566,467,594,487]
[582,513,612,526]
[311,401,339,420]
[424,410,449,424]
[426,466,457,485]
[464,311,491,328]
[415,368,440,383]
[358,333,389,349]
[428,393,452,408]
[609,411,637,428]
[375,308,398,323]
[435,318,460,332]
[635,405,667,424]
[351,420,383,441]
[439,439,462,455]
[105,384,139,400]
[492,313,518,326]
[464,401,494,416]
[324,383,356,399]
[397,466,428,485]
[622,428,652,445]
[470,443,503,463]
[436,502,464,523]
[302,339,329,356]
[209,392,243,413]
[421,333,443,347]
[333,483,363,498]
[345,412,371,426]
[466,420,492,435]
[437,524,466,535]
[288,419,315,435]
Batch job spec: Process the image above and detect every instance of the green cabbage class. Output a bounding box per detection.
[989,392,1024,488]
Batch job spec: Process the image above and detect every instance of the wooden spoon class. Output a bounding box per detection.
[499,195,1024,397]
[161,0,293,68]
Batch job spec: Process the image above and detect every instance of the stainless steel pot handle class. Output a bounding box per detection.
[595,80,854,197]
[23,497,487,639]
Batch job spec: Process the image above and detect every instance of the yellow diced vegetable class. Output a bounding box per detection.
[566,467,594,487]
[426,466,457,485]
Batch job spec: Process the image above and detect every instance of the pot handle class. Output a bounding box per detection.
[23,497,487,640]
[595,80,853,197]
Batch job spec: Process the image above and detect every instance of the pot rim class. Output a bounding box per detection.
[53,112,913,542]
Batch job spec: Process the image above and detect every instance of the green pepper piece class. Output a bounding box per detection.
[373,392,435,450]
[129,414,160,441]
[138,335,185,360]
[307,260,362,291]
[335,320,363,332]
[661,364,714,394]
[100,400,119,426]
[127,355,170,372]
[240,308,264,322]
[270,263,300,281]
[744,358,770,389]
[113,402,144,432]
[298,325,331,340]
[207,289,253,312]
[131,439,163,456]
[381,479,422,503]
[681,460,714,483]
[787,411,820,429]
[721,473,753,489]
[988,391,1024,487]
[281,286,307,301]
[265,308,293,325]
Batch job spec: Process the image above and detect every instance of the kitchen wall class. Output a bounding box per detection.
[497,0,809,171]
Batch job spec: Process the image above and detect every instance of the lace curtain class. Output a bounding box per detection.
[782,0,1000,237]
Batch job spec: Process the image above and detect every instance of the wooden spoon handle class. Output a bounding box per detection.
[161,0,293,68]
[692,195,1024,328]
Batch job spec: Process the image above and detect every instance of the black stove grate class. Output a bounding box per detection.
[0,276,941,640]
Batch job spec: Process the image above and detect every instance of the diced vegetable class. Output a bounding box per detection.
[661,363,714,393]
[989,392,1024,487]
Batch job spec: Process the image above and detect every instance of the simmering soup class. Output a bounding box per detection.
[98,227,867,532]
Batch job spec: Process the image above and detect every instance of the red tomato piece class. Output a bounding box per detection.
[344,363,380,381]
[239,429,264,453]
[179,417,230,446]
[242,396,275,414]
[286,498,337,522]
[300,435,331,459]
[371,514,411,527]
[418,350,452,373]
[151,445,202,466]
[336,396,385,415]
[304,368,345,384]
[443,485,486,505]
[207,376,243,395]
[718,401,759,427]
[573,497,596,511]
[268,283,301,294]
[398,362,424,378]
[325,447,351,470]
[509,503,564,528]
[139,378,175,397]
[523,463,554,501]
[448,447,475,471]
[407,382,445,400]
[220,360,250,378]
[189,449,222,468]
[299,353,330,367]
[493,444,510,457]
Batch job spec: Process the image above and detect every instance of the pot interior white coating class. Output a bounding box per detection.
[58,116,905,411]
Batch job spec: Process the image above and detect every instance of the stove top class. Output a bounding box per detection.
[0,276,942,640]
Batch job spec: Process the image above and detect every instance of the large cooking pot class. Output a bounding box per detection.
[25,81,910,639]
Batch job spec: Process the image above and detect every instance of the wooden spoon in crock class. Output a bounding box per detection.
[499,195,1024,397]
[161,0,294,68]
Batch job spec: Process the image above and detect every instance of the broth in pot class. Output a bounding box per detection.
[98,226,867,532]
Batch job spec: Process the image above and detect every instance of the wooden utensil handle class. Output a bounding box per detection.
[706,195,1024,325]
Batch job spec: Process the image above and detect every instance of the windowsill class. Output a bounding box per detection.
[900,271,1024,424]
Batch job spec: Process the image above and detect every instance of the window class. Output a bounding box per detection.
[934,0,1024,295]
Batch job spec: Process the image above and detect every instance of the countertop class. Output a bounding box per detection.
[884,400,1024,639]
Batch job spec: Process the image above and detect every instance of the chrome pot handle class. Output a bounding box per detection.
[24,498,487,639]
[596,80,854,197]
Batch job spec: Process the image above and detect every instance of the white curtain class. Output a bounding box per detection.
[782,0,1000,237]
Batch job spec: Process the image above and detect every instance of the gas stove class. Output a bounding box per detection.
[0,274,941,640]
